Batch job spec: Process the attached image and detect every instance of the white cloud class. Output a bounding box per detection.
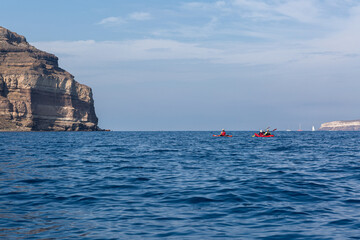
[31,37,344,69]
[215,1,226,7]
[33,3,360,70]
[152,16,220,39]
[184,0,334,24]
[129,12,152,21]
[308,5,360,53]
[97,17,125,26]
[275,0,320,23]
[182,1,228,11]
[32,39,221,64]
[97,12,151,27]
[231,0,322,23]
[232,0,270,11]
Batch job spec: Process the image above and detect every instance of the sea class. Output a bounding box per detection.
[1,131,360,239]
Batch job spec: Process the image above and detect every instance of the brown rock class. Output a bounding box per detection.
[0,26,99,131]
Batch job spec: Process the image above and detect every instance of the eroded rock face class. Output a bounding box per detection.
[319,120,360,131]
[0,26,99,131]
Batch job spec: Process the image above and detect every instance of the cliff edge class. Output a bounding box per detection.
[319,120,360,131]
[0,26,99,131]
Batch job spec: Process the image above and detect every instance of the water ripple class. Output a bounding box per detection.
[1,131,360,239]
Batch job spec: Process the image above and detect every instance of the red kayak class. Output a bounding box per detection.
[213,135,233,137]
[254,133,274,137]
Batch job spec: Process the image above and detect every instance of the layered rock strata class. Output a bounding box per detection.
[0,26,99,131]
[319,120,360,131]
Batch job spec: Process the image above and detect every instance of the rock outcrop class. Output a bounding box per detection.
[0,26,99,131]
[319,120,360,131]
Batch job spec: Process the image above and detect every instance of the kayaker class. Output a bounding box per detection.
[220,129,226,136]
[264,129,271,136]
[259,129,264,136]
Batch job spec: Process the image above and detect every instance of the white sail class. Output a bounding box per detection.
[312,126,315,131]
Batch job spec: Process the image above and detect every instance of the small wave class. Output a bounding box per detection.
[153,217,184,221]
[256,207,309,218]
[161,196,217,204]
[141,191,164,197]
[243,192,280,202]
[155,231,193,238]
[218,188,235,193]
[120,155,142,159]
[214,193,246,203]
[249,154,260,159]
[36,164,65,168]
[130,177,150,182]
[218,177,238,183]
[111,147,128,152]
[102,184,139,189]
[152,149,179,153]
[94,144,118,148]
[344,199,360,204]
[83,160,98,164]
[230,205,259,214]
[19,179,53,184]
[117,166,144,170]
[269,146,295,152]
[262,233,309,239]
[78,196,97,201]
[328,219,355,226]
[67,195,99,204]
[185,196,217,204]
[192,213,227,220]
[279,189,322,202]
[256,208,293,217]
[23,225,60,236]
[182,166,201,170]
[288,180,330,191]
[53,196,68,201]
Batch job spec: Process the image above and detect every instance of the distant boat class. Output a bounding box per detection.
[286,129,291,131]
[297,124,302,131]
[312,126,315,131]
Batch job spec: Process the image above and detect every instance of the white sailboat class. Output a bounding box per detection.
[312,126,315,131]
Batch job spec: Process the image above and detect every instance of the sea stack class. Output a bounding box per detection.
[319,120,360,131]
[0,26,99,131]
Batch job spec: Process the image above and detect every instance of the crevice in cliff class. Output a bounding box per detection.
[0,77,9,98]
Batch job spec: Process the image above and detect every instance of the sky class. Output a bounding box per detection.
[1,0,360,131]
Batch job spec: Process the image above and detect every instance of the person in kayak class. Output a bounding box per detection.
[258,129,264,136]
[220,129,227,136]
[264,129,272,136]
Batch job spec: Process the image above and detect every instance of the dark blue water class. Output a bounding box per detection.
[1,131,360,239]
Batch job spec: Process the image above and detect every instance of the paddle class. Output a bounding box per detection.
[263,128,276,136]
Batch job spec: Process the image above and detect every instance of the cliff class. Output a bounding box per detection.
[0,26,99,131]
[319,120,360,131]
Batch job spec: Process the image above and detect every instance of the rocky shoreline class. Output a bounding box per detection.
[0,26,100,131]
[318,120,360,131]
